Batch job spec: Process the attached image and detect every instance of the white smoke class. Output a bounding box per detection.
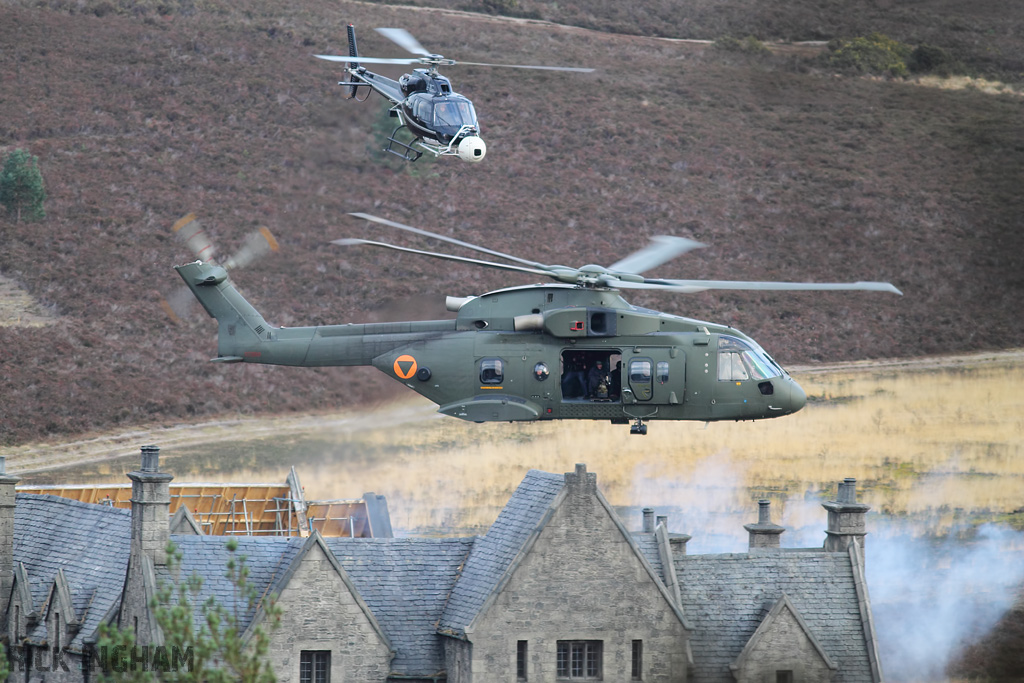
[629,450,753,554]
[867,520,1024,682]
[629,461,1024,682]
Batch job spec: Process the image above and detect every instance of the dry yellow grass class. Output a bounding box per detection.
[26,356,1023,540]
[280,358,1024,535]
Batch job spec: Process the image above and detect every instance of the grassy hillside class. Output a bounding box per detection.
[0,0,1022,445]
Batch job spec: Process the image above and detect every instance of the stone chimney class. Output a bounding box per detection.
[642,508,655,533]
[656,515,668,529]
[0,457,19,618]
[127,445,173,566]
[744,499,785,549]
[822,478,870,560]
[565,463,597,496]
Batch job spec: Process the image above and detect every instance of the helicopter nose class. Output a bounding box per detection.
[788,379,807,413]
[770,377,806,415]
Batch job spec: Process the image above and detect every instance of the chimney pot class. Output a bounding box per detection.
[758,499,771,524]
[838,478,857,504]
[745,499,784,549]
[140,445,160,473]
[642,508,655,533]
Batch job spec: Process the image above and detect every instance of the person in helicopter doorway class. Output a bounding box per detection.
[588,359,609,400]
[609,360,622,401]
[562,351,587,399]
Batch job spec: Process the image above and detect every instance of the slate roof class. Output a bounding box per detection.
[632,532,664,582]
[14,493,131,651]
[161,534,473,676]
[158,535,304,636]
[677,550,874,683]
[438,469,565,637]
[328,537,474,675]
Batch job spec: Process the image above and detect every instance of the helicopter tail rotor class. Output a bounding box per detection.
[164,214,280,323]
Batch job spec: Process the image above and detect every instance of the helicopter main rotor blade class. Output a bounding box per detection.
[606,236,707,275]
[315,54,420,65]
[456,60,594,73]
[333,238,558,279]
[375,27,431,57]
[622,279,903,295]
[348,213,548,270]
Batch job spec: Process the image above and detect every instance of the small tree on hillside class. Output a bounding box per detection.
[0,149,47,222]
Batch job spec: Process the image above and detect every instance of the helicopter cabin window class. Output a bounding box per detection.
[534,362,549,381]
[656,361,670,385]
[480,358,504,385]
[717,336,782,382]
[630,360,652,383]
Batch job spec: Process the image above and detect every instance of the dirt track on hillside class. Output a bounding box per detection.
[4,348,1020,476]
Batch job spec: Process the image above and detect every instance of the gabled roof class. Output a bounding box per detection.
[437,470,565,637]
[678,550,875,682]
[730,593,837,673]
[327,537,474,675]
[14,493,131,651]
[169,505,203,535]
[246,533,393,653]
[163,533,473,677]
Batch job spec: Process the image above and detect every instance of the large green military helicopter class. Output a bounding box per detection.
[175,214,901,434]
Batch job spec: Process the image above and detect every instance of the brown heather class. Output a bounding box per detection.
[0,0,1022,451]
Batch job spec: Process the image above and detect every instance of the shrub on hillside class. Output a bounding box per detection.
[713,35,771,56]
[0,149,46,222]
[826,32,912,77]
[908,43,954,75]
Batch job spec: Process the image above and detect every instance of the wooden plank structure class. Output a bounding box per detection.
[18,467,383,538]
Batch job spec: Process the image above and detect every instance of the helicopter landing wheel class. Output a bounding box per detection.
[629,419,647,436]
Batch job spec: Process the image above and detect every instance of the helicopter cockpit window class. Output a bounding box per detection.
[717,336,782,382]
[433,99,477,128]
[480,358,504,385]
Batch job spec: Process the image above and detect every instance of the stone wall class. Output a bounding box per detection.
[462,472,690,683]
[733,604,834,683]
[268,541,393,683]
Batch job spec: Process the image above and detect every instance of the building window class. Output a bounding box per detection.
[557,640,602,679]
[300,650,331,683]
[631,640,643,680]
[776,671,794,683]
[517,640,528,680]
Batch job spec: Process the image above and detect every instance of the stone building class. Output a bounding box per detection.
[0,450,883,682]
